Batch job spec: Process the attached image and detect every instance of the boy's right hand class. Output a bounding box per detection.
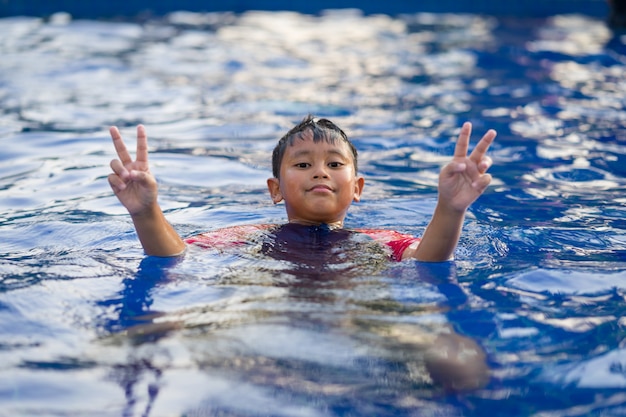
[108,125,158,216]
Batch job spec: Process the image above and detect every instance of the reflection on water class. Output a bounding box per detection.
[96,255,473,416]
[1,9,626,417]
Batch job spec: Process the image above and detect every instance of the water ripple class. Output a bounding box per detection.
[1,9,626,416]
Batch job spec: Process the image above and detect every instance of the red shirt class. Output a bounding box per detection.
[185,224,419,261]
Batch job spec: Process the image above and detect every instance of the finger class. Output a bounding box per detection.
[129,169,150,183]
[135,125,148,165]
[472,173,492,192]
[453,122,472,159]
[108,173,127,193]
[469,129,496,163]
[439,161,467,184]
[478,156,493,174]
[110,126,133,166]
[110,158,129,179]
[129,169,158,191]
[442,161,467,176]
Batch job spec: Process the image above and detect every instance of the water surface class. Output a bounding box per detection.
[1,10,626,416]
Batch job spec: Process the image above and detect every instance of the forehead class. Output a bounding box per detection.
[284,129,352,156]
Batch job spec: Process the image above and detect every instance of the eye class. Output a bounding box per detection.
[328,162,344,168]
[295,162,310,168]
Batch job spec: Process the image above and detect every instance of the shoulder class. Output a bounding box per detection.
[354,228,416,242]
[353,228,420,261]
[185,224,275,249]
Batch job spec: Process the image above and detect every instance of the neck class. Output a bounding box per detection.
[288,219,343,229]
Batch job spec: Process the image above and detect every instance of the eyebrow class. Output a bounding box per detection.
[289,148,350,159]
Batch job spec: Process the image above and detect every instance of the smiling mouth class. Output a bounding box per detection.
[308,185,333,192]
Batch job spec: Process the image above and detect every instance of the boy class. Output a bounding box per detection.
[108,116,496,392]
[108,116,495,261]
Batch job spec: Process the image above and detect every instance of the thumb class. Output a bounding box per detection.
[129,169,155,186]
[441,161,466,178]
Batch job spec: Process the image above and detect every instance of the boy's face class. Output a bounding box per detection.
[267,130,364,227]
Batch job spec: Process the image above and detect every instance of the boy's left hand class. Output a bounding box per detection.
[438,122,496,212]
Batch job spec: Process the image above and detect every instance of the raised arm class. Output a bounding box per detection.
[404,122,496,262]
[108,125,186,257]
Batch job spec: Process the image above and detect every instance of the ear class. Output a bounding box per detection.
[267,177,283,204]
[352,176,365,202]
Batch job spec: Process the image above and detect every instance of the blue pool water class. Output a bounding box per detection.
[1,9,626,416]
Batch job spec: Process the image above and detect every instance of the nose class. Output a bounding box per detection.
[312,163,329,179]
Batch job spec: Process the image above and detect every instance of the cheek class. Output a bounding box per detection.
[342,179,358,196]
[279,175,300,194]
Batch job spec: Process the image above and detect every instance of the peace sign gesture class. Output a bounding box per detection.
[438,122,496,213]
[108,125,158,216]
[407,122,496,262]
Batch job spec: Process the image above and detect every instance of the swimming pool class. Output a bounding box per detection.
[1,8,626,417]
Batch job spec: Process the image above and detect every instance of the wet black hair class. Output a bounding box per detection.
[271,115,358,178]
